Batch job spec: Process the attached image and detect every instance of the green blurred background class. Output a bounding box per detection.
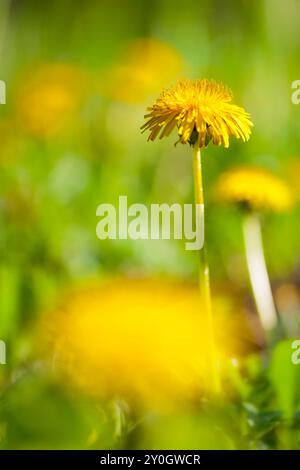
[1,0,300,450]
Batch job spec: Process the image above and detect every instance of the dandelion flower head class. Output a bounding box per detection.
[142,79,253,148]
[215,166,293,212]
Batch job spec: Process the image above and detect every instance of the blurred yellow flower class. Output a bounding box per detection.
[141,79,253,148]
[39,279,247,408]
[102,39,184,104]
[215,166,293,212]
[16,63,88,137]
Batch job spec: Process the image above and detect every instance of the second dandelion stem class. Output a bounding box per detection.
[243,212,281,336]
[192,145,220,394]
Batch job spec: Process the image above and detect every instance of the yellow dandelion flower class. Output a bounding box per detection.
[16,63,88,137]
[215,166,293,213]
[102,39,184,104]
[38,279,245,408]
[141,79,253,148]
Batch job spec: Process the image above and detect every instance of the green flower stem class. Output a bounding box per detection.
[242,212,279,334]
[192,145,220,394]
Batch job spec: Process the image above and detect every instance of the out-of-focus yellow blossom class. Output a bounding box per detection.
[215,166,293,212]
[39,279,246,408]
[16,63,88,137]
[102,39,184,104]
[142,79,252,148]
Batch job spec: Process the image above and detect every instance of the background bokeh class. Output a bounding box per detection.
[1,0,300,449]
